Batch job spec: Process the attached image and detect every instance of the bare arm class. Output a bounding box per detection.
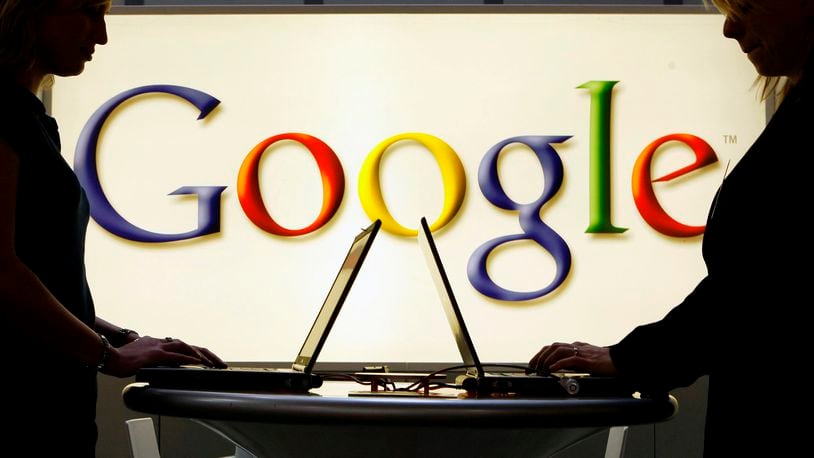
[0,140,107,367]
[95,317,140,347]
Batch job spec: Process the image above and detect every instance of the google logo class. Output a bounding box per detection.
[74,83,718,302]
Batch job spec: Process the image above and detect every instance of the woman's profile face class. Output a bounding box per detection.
[722,0,814,81]
[35,0,109,77]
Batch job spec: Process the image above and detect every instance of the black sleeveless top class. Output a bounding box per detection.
[1,83,95,327]
[1,82,98,455]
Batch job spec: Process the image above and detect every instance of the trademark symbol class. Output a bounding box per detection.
[723,134,737,144]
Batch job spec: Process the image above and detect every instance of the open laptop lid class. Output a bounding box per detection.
[418,217,483,379]
[292,219,381,372]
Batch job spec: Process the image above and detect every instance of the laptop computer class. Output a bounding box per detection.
[418,217,634,397]
[136,219,382,393]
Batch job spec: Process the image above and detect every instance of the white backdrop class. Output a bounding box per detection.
[52,12,764,363]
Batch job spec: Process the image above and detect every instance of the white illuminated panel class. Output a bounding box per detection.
[53,13,764,362]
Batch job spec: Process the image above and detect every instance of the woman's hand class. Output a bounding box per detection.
[101,336,227,378]
[528,341,618,376]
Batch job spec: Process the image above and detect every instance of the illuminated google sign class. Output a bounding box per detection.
[74,83,718,302]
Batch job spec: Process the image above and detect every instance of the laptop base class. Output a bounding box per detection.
[458,374,635,398]
[136,366,323,393]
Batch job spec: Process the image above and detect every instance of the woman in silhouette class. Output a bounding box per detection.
[1,1,225,454]
[529,1,814,456]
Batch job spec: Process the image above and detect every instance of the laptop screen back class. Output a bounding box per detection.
[293,220,381,372]
[418,217,483,378]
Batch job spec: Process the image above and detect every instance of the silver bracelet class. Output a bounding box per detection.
[96,333,111,371]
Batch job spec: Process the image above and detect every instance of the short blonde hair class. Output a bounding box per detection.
[1,0,111,82]
[704,0,784,100]
[0,0,52,79]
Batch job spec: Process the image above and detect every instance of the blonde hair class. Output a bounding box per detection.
[704,0,785,100]
[1,0,111,84]
[0,0,53,80]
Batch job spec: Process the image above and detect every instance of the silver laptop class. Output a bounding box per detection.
[418,217,634,397]
[136,219,381,393]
